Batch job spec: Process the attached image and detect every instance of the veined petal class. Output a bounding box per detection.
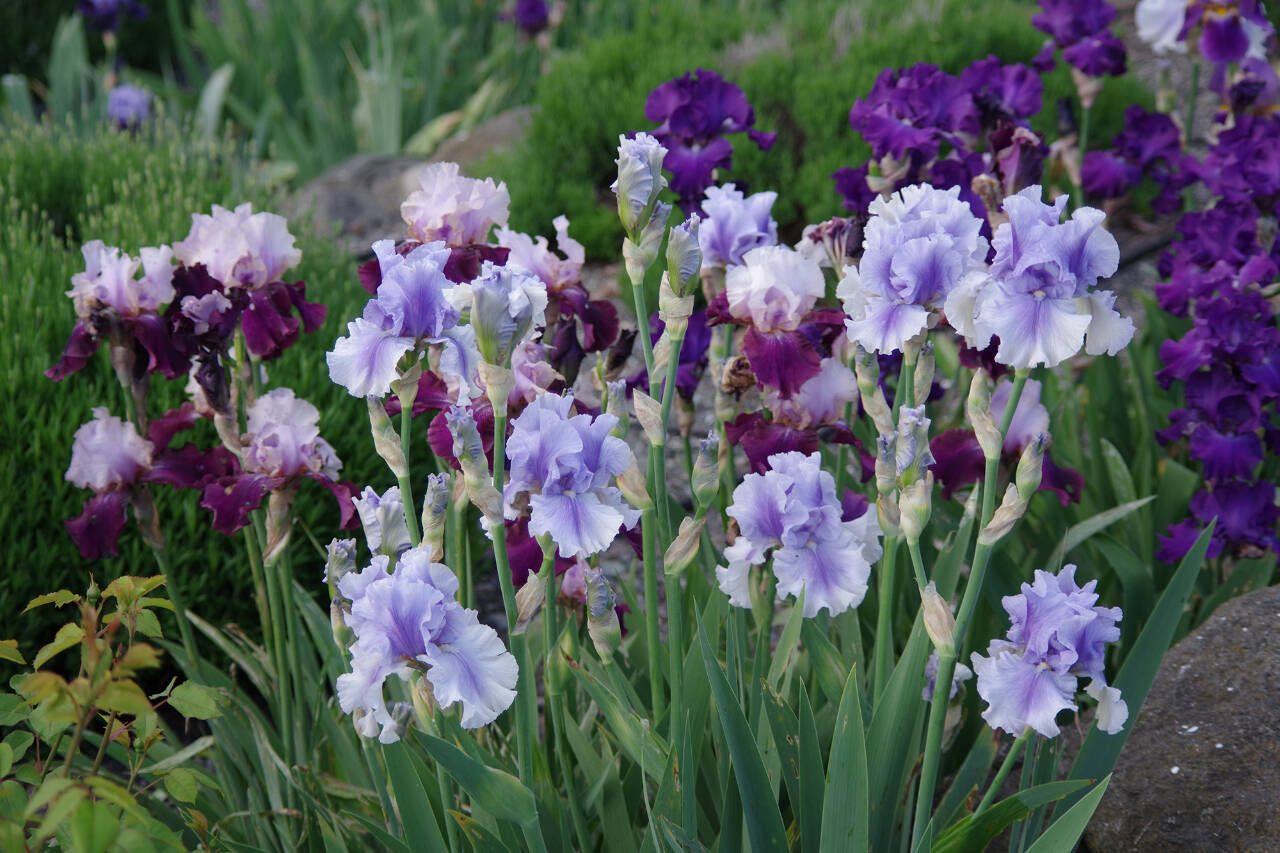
[426,607,518,728]
[529,490,626,558]
[327,318,414,398]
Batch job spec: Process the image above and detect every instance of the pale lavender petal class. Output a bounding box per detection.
[66,408,153,491]
[426,607,519,728]
[327,317,415,398]
[972,641,1077,737]
[352,486,411,556]
[528,490,627,558]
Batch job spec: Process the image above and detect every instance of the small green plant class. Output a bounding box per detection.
[0,576,224,851]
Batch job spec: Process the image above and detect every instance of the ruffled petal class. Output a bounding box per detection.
[426,607,519,728]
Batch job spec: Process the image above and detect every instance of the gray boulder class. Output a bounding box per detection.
[1086,584,1280,852]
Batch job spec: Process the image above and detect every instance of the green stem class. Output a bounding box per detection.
[873,537,900,701]
[1009,734,1042,853]
[490,413,535,787]
[629,257,656,382]
[911,369,1030,846]
[398,403,422,547]
[251,522,294,766]
[975,729,1032,818]
[641,502,664,721]
[907,540,929,591]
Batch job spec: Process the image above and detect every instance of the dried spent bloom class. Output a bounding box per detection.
[945,186,1131,369]
[971,565,1127,737]
[699,184,778,271]
[401,162,510,246]
[335,548,518,737]
[504,394,640,558]
[725,245,825,333]
[717,451,882,617]
[837,183,988,355]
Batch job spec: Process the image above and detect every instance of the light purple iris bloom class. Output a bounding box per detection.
[67,240,174,321]
[242,388,341,479]
[107,83,151,128]
[725,245,825,332]
[495,215,585,292]
[1135,0,1189,53]
[698,183,779,270]
[971,565,1127,737]
[173,203,302,291]
[448,261,548,366]
[946,186,1132,369]
[328,240,481,399]
[401,162,510,247]
[504,394,639,558]
[66,408,153,492]
[717,451,882,617]
[838,184,988,355]
[335,547,518,737]
[351,486,412,557]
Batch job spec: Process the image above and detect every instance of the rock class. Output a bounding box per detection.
[1086,584,1280,853]
[288,106,532,256]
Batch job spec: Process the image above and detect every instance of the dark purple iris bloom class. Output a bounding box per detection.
[1083,105,1184,203]
[77,0,147,32]
[849,64,978,167]
[1198,7,1253,64]
[1062,30,1128,78]
[644,69,776,212]
[961,57,1044,124]
[832,163,878,216]
[1031,0,1116,46]
[512,0,549,34]
[1229,59,1280,115]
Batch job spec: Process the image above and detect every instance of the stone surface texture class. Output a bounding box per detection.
[1086,584,1280,852]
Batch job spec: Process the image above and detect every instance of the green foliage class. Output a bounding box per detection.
[491,0,1149,260]
[0,576,221,851]
[0,115,377,661]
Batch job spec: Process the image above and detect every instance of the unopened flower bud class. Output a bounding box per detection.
[513,573,546,635]
[612,132,668,235]
[330,597,354,650]
[895,405,934,485]
[913,341,935,405]
[352,487,411,557]
[618,455,652,511]
[1015,434,1048,500]
[479,362,515,418]
[877,494,900,537]
[967,370,1001,461]
[420,473,450,561]
[657,272,696,339]
[632,389,664,446]
[605,380,630,438]
[584,567,622,660]
[664,516,705,576]
[325,538,358,590]
[854,344,894,435]
[692,433,721,509]
[899,472,934,544]
[920,581,955,653]
[875,434,897,495]
[263,487,297,566]
[666,214,702,296]
[979,484,1025,545]
[467,265,548,368]
[447,406,503,522]
[368,397,408,480]
[622,202,672,284]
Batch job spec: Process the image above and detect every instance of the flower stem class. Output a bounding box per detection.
[398,403,422,547]
[641,501,664,721]
[873,537,899,701]
[489,413,535,787]
[975,729,1033,818]
[911,368,1030,847]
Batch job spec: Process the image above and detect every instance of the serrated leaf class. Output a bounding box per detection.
[167,682,221,720]
[98,681,152,717]
[114,644,163,676]
[0,641,23,666]
[163,768,198,803]
[23,589,78,614]
[33,624,84,670]
[133,610,163,639]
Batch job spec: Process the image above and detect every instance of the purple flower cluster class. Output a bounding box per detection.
[1031,0,1127,79]
[972,566,1127,737]
[334,547,518,738]
[833,57,1046,225]
[1153,113,1280,561]
[644,69,777,213]
[1082,106,1187,213]
[718,452,882,618]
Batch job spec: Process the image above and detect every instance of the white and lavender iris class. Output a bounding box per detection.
[242,388,341,479]
[448,261,548,366]
[1134,0,1189,53]
[173,203,302,290]
[351,486,412,557]
[66,408,153,492]
[504,393,640,559]
[401,162,510,246]
[724,245,825,332]
[946,186,1132,369]
[67,241,175,321]
[495,215,585,292]
[335,547,518,738]
[717,451,882,618]
[837,184,988,355]
[971,565,1128,738]
[327,240,481,399]
[611,132,668,234]
[698,183,778,270]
